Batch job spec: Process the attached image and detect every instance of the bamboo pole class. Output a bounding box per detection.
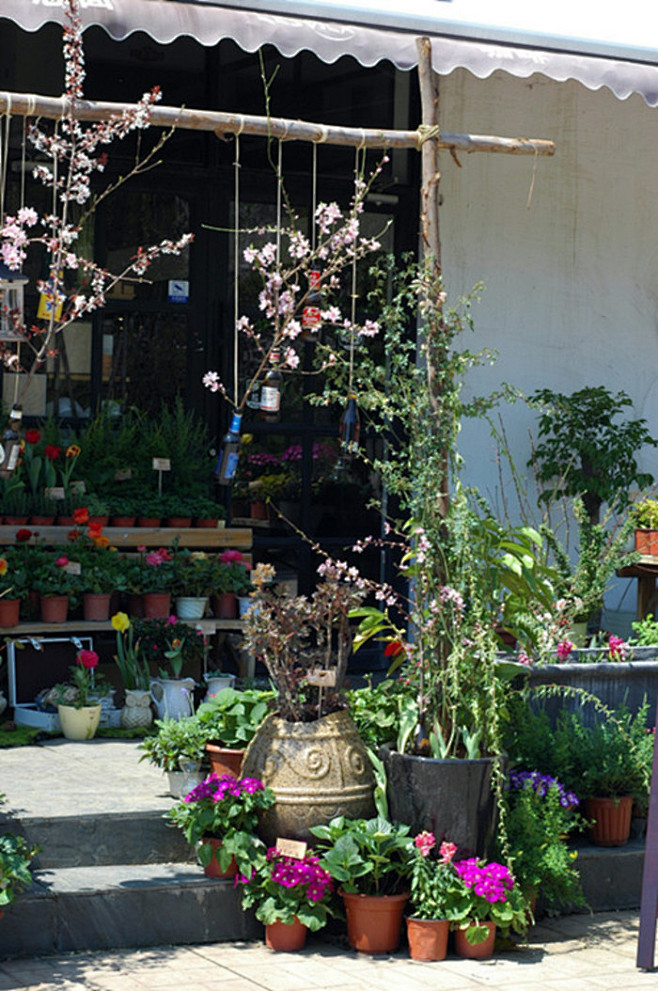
[0,91,555,156]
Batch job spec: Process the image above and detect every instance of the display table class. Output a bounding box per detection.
[618,556,658,619]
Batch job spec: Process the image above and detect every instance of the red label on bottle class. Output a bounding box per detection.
[302,306,321,329]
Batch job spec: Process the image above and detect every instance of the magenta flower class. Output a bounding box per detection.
[414,831,435,857]
[556,639,574,662]
[608,635,627,661]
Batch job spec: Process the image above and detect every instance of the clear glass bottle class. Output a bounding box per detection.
[215,410,242,485]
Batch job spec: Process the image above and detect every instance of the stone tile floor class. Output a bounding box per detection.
[0,911,653,990]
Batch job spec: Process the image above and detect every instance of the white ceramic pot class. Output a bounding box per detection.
[203,674,236,701]
[150,678,195,720]
[57,703,102,741]
[175,596,208,619]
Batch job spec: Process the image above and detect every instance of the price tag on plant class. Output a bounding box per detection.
[305,668,337,687]
[63,562,82,576]
[45,486,66,501]
[152,458,171,471]
[115,468,132,481]
[275,838,307,860]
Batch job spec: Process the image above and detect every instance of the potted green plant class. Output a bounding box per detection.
[0,545,31,627]
[162,492,195,527]
[193,496,226,529]
[629,497,658,554]
[209,550,252,618]
[310,814,413,954]
[111,611,153,729]
[405,832,462,962]
[167,772,274,879]
[54,648,109,740]
[138,715,208,796]
[449,856,529,959]
[31,550,82,622]
[171,549,213,618]
[0,795,39,914]
[138,546,175,617]
[236,844,335,951]
[109,494,138,527]
[239,562,374,844]
[502,770,586,913]
[195,686,271,777]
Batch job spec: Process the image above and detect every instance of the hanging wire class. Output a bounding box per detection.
[311,142,317,253]
[233,133,241,403]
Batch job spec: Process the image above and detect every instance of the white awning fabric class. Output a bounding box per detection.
[4,0,658,107]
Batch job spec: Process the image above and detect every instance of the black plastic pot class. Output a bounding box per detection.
[381,747,501,858]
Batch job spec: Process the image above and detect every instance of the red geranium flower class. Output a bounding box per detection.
[15,528,32,543]
[44,444,61,461]
[24,429,41,445]
[384,640,405,658]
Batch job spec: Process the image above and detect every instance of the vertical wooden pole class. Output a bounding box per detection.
[416,36,441,280]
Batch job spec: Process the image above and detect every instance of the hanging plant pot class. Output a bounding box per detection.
[455,922,497,959]
[584,795,633,846]
[40,595,69,623]
[82,592,112,622]
[405,917,450,962]
[143,592,171,619]
[341,890,409,954]
[211,592,237,619]
[0,598,20,628]
[265,918,308,952]
[205,742,244,778]
[58,703,102,741]
[174,595,208,619]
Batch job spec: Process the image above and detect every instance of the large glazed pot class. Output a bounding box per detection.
[241,710,375,845]
[382,747,500,858]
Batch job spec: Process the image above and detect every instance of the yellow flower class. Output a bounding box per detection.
[111,612,130,633]
[93,535,110,548]
[66,444,81,458]
[0,558,8,576]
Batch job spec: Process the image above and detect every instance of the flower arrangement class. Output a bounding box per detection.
[54,648,108,709]
[111,611,151,691]
[451,857,529,945]
[408,832,461,921]
[242,561,367,722]
[236,847,335,932]
[167,773,274,873]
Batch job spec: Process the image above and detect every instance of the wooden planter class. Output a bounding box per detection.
[635,529,658,555]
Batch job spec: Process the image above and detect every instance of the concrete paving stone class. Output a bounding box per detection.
[218,963,328,990]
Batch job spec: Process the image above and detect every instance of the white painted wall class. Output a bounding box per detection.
[435,69,658,628]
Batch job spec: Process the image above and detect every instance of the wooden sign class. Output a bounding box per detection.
[637,695,658,969]
[275,838,307,860]
[305,668,337,687]
[152,458,171,471]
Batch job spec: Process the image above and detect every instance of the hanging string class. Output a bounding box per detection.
[311,142,317,253]
[233,134,241,404]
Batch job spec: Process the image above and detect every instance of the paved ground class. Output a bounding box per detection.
[0,910,652,990]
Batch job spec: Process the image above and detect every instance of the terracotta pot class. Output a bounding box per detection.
[89,515,109,527]
[128,593,145,618]
[4,516,28,525]
[194,518,219,529]
[250,501,269,520]
[341,890,408,954]
[30,515,55,525]
[635,529,658,555]
[56,516,75,527]
[137,516,161,528]
[584,795,633,846]
[167,516,192,528]
[206,743,244,778]
[200,837,238,879]
[0,598,20,628]
[265,918,307,952]
[455,922,497,959]
[143,592,171,619]
[40,594,69,623]
[111,516,136,528]
[82,592,112,622]
[241,710,375,845]
[405,917,450,962]
[211,592,237,619]
[58,703,102,741]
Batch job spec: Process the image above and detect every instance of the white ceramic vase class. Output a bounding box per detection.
[149,677,195,720]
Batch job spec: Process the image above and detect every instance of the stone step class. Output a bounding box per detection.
[576,837,645,912]
[1,811,192,869]
[0,863,261,958]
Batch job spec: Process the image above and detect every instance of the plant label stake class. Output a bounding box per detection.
[276,838,307,859]
[152,457,171,496]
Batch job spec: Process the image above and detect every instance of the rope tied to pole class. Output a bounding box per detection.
[417,123,441,148]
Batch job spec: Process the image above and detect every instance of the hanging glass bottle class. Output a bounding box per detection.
[215,410,243,485]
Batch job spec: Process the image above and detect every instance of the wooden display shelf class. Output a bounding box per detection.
[0,618,244,637]
[0,525,252,550]
[618,557,658,619]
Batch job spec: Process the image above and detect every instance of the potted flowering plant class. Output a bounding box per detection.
[239,561,375,844]
[111,611,153,729]
[405,832,462,961]
[236,846,335,951]
[31,550,82,621]
[450,857,529,958]
[138,547,175,617]
[167,772,274,878]
[311,814,413,954]
[54,648,109,740]
[171,549,213,618]
[0,546,31,626]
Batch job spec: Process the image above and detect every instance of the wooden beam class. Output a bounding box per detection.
[0,91,555,156]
